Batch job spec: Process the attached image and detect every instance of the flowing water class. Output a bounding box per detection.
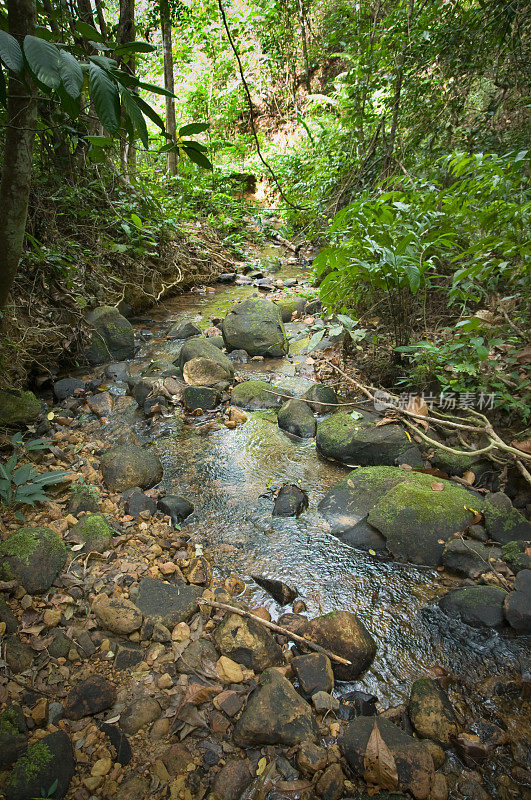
[85,247,529,787]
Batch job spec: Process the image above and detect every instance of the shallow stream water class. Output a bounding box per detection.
[87,248,529,789]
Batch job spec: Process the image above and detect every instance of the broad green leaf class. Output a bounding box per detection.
[85,135,114,146]
[131,213,142,228]
[179,122,209,135]
[12,464,37,486]
[58,49,84,97]
[137,80,176,97]
[403,263,421,294]
[0,65,6,108]
[328,324,344,338]
[306,328,326,352]
[74,20,104,42]
[121,87,148,148]
[133,95,165,130]
[0,30,23,73]
[89,55,118,70]
[89,63,120,133]
[115,41,156,54]
[183,145,213,170]
[57,85,81,118]
[23,35,61,89]
[180,139,208,153]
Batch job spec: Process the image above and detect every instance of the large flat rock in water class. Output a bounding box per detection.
[319,466,481,565]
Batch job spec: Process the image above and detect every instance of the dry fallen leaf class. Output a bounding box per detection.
[175,682,221,715]
[462,470,476,485]
[431,482,445,491]
[510,438,531,455]
[406,396,429,430]
[364,720,399,791]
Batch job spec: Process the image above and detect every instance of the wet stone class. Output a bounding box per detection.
[222,295,288,357]
[441,539,501,579]
[183,385,219,411]
[64,674,117,719]
[5,730,75,800]
[439,585,508,629]
[0,526,67,594]
[301,610,376,681]
[100,444,163,492]
[273,484,308,517]
[53,378,86,401]
[119,697,161,735]
[167,319,202,339]
[408,677,459,745]
[136,577,202,628]
[292,653,334,696]
[484,492,531,544]
[157,495,194,525]
[231,379,288,410]
[303,383,337,414]
[277,398,316,438]
[0,705,27,767]
[504,569,531,632]
[251,575,298,605]
[123,489,157,517]
[213,612,283,672]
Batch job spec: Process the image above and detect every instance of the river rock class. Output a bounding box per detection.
[68,482,100,515]
[252,575,298,605]
[297,741,327,774]
[439,586,508,628]
[99,723,132,766]
[92,593,143,634]
[292,653,334,696]
[227,348,249,363]
[157,495,194,525]
[178,337,234,381]
[301,610,376,681]
[167,319,202,339]
[183,356,231,389]
[501,540,531,573]
[85,305,135,364]
[315,763,345,800]
[339,716,435,800]
[303,384,337,414]
[504,569,531,632]
[123,489,157,517]
[100,444,163,491]
[182,385,219,411]
[69,514,114,552]
[0,526,67,593]
[231,379,288,409]
[278,399,317,438]
[176,639,219,673]
[211,758,254,800]
[5,638,33,673]
[233,668,316,746]
[5,730,75,800]
[367,479,478,566]
[0,706,27,767]
[64,674,116,719]
[222,296,288,357]
[53,377,86,401]
[483,492,531,543]
[48,630,72,659]
[120,697,161,735]
[441,539,501,578]
[214,611,283,671]
[0,597,18,634]
[316,410,422,467]
[104,361,131,382]
[0,390,41,427]
[273,484,309,517]
[115,777,150,800]
[408,678,459,744]
[136,577,202,627]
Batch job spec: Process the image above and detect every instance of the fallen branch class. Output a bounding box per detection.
[198,598,352,666]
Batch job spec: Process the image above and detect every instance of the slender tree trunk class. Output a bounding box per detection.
[117,0,136,179]
[387,0,414,165]
[160,0,177,175]
[94,0,108,39]
[298,0,311,93]
[0,0,38,311]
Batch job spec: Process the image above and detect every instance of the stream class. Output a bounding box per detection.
[79,241,528,789]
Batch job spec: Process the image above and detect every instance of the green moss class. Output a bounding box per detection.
[6,740,52,789]
[485,496,525,533]
[0,707,19,736]
[70,481,99,501]
[71,514,113,550]
[0,390,41,427]
[0,528,50,564]
[369,481,475,528]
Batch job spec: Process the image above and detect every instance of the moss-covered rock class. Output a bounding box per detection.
[501,540,531,573]
[84,305,135,365]
[0,527,67,593]
[177,336,234,381]
[182,385,219,411]
[5,730,75,800]
[276,296,306,322]
[483,492,531,544]
[0,390,41,428]
[302,383,337,414]
[69,514,114,553]
[68,481,100,515]
[367,479,479,566]
[277,398,316,438]
[316,411,422,467]
[408,678,459,745]
[100,444,163,492]
[222,296,288,357]
[439,585,507,628]
[231,379,289,410]
[167,319,202,339]
[0,706,27,767]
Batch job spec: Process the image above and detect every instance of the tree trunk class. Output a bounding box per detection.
[160,0,177,175]
[117,0,136,179]
[0,0,38,311]
[298,0,311,93]
[94,0,108,39]
[387,0,414,165]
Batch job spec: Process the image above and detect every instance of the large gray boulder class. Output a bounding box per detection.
[177,337,234,383]
[222,296,288,357]
[277,399,316,438]
[439,586,508,628]
[85,305,135,365]
[0,390,40,427]
[316,411,422,467]
[100,445,163,492]
[231,380,288,410]
[0,527,67,593]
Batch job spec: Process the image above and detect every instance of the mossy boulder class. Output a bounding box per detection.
[167,319,202,339]
[316,411,422,467]
[183,356,231,389]
[302,384,337,414]
[340,716,435,800]
[439,585,508,628]
[408,678,459,745]
[182,385,219,411]
[277,399,316,438]
[0,706,27,767]
[277,296,306,322]
[319,466,480,562]
[85,305,135,365]
[214,612,284,672]
[100,444,163,492]
[483,492,531,544]
[222,296,288,357]
[441,539,501,578]
[300,610,376,681]
[0,390,40,428]
[177,336,233,378]
[5,730,75,800]
[367,479,479,566]
[504,569,531,633]
[501,540,531,573]
[231,380,289,410]
[0,527,67,593]
[233,668,317,747]
[68,481,100,515]
[69,514,114,553]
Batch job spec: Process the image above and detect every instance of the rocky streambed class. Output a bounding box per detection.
[0,244,530,800]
